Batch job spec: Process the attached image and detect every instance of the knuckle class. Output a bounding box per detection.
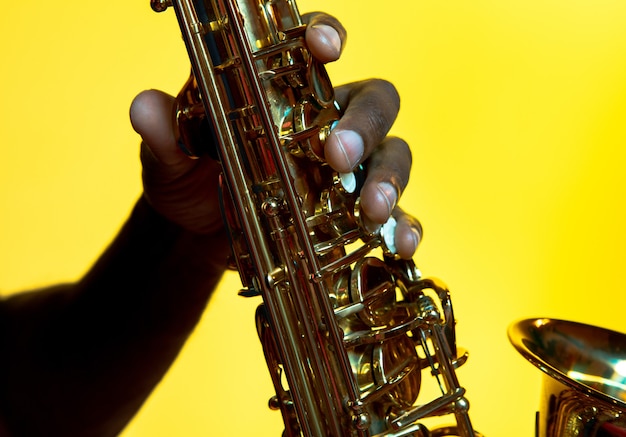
[379,137,412,190]
[352,79,401,143]
[368,78,400,111]
[392,136,412,165]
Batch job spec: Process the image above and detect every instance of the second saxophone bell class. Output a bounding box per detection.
[509,318,626,437]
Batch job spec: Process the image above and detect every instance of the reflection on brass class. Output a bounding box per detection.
[153,0,478,435]
[510,318,626,437]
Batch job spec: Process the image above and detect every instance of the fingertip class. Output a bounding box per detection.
[306,23,343,63]
[129,90,179,161]
[129,89,154,133]
[395,220,421,260]
[360,181,398,225]
[130,90,174,135]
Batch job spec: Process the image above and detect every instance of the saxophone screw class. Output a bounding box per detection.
[268,396,280,410]
[150,0,172,12]
[455,397,470,413]
[261,197,282,217]
[352,412,371,430]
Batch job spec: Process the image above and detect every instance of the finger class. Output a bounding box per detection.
[303,12,346,63]
[130,89,224,234]
[325,79,400,173]
[393,208,423,260]
[359,136,412,227]
[129,89,194,178]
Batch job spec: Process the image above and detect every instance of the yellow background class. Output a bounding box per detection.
[2,1,626,436]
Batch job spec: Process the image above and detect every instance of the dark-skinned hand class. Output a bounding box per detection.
[130,12,421,260]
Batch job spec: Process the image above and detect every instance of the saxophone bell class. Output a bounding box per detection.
[509,318,626,437]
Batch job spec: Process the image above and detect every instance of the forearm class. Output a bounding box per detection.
[0,197,230,436]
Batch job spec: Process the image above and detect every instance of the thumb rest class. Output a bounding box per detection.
[509,318,626,437]
[151,0,478,435]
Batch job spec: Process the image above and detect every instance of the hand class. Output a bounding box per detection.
[306,13,421,260]
[130,12,421,259]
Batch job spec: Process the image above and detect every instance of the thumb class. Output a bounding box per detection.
[130,89,193,173]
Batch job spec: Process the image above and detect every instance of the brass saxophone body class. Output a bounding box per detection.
[509,319,626,437]
[151,0,477,435]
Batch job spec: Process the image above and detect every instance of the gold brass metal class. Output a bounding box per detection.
[153,0,478,435]
[509,318,626,437]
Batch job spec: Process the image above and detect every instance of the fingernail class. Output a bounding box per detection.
[311,24,342,56]
[333,130,364,171]
[410,227,421,251]
[376,182,398,217]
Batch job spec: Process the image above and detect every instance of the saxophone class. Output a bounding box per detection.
[150,0,478,435]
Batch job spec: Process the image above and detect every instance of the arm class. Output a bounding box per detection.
[0,197,230,436]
